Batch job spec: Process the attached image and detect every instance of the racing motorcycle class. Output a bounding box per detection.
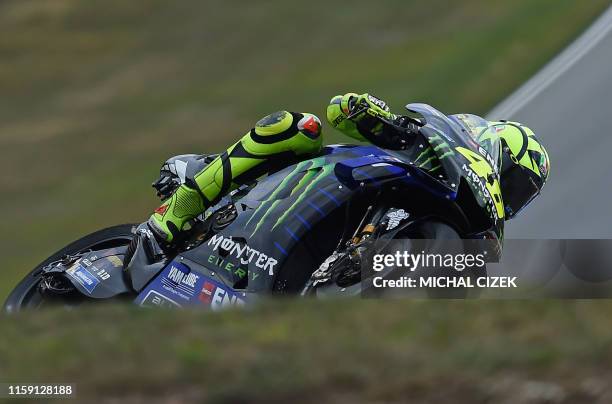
[4,104,504,312]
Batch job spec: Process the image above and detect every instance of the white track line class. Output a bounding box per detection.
[487,5,612,120]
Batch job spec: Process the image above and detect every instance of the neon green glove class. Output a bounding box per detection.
[327,92,399,144]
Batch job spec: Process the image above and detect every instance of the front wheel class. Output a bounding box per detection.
[380,220,486,298]
[3,224,137,313]
[311,220,485,298]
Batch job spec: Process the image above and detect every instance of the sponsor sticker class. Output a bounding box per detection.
[67,265,99,293]
[106,255,123,268]
[385,209,410,230]
[210,284,246,309]
[198,281,216,304]
[134,260,247,309]
[160,262,200,301]
[197,278,246,310]
[207,235,278,276]
[141,290,181,308]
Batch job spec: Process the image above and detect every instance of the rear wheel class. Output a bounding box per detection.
[3,224,137,313]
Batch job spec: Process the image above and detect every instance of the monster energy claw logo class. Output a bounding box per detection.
[247,157,333,236]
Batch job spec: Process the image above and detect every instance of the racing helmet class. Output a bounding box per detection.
[480,122,550,219]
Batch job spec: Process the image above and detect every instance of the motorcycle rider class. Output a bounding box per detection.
[127,92,550,265]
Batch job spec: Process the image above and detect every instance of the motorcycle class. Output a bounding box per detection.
[4,104,504,312]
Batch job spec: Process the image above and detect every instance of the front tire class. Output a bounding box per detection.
[312,220,485,298]
[3,224,137,313]
[381,220,486,298]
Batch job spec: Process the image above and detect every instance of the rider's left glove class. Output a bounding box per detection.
[328,92,420,149]
[349,93,396,121]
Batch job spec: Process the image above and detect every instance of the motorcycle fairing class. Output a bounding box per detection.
[177,144,460,293]
[55,247,131,298]
[134,258,249,309]
[406,103,505,235]
[139,105,504,299]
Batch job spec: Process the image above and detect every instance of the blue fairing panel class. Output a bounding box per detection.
[135,260,248,309]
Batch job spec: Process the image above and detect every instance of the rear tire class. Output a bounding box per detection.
[3,224,137,313]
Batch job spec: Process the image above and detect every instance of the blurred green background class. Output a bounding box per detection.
[1,1,612,401]
[0,0,608,300]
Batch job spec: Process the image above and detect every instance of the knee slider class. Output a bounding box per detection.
[254,111,321,139]
[255,111,294,136]
[250,111,322,156]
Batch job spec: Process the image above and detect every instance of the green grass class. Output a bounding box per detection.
[0,3,611,401]
[0,0,609,301]
[1,300,612,402]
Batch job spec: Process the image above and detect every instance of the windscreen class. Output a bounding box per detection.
[448,113,503,173]
[406,103,503,176]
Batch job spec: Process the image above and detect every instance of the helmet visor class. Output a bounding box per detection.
[500,151,541,218]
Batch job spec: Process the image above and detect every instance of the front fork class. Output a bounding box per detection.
[301,202,390,295]
[350,203,390,246]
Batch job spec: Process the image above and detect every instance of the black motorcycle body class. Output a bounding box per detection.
[4,104,504,311]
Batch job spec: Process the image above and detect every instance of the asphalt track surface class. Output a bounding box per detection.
[487,6,612,239]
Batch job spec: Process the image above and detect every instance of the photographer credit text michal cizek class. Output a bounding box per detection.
[371,251,517,289]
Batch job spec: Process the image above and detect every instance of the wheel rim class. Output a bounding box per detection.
[8,232,134,312]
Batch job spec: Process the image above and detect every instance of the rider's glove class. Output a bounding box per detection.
[349,93,396,122]
[327,92,419,149]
